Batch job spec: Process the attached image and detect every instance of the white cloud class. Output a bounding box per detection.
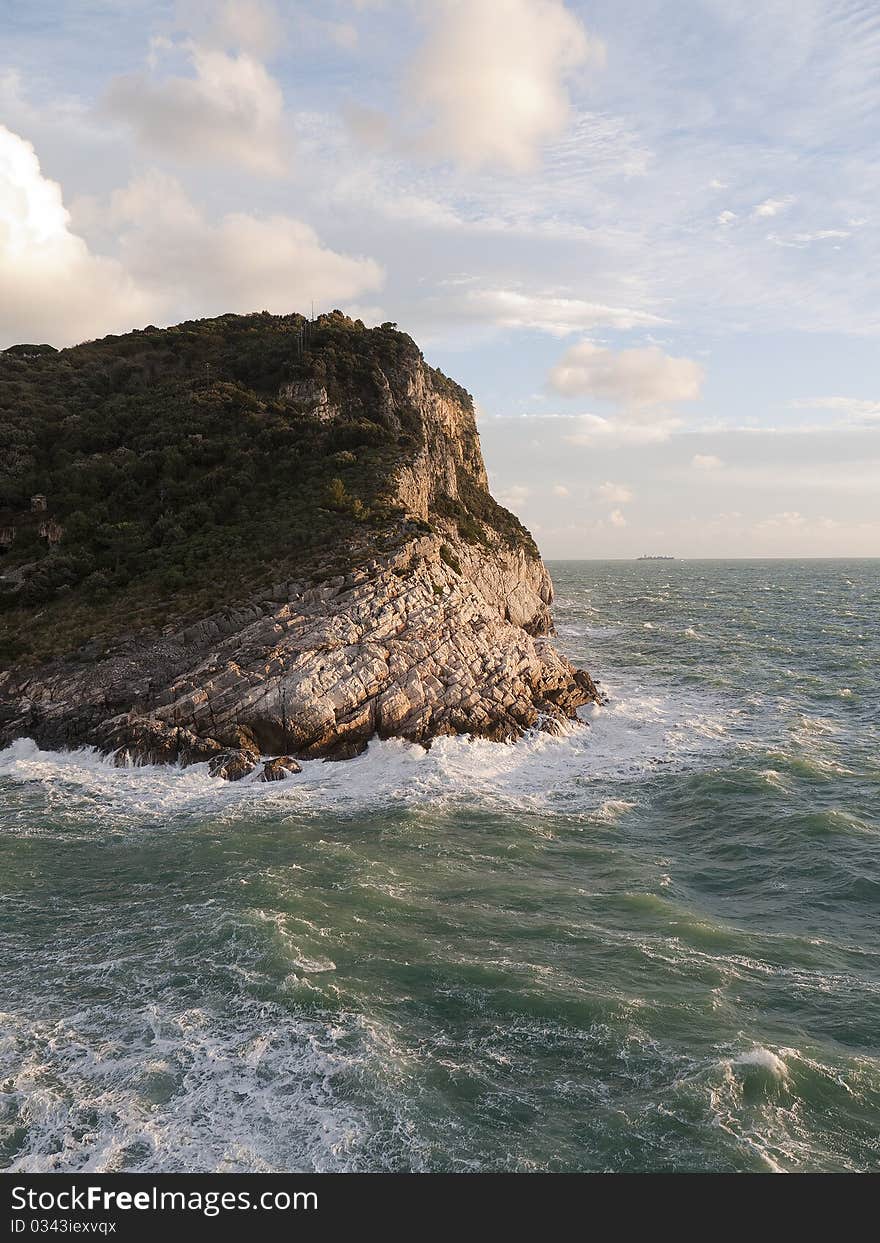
[596,481,633,503]
[453,288,665,335]
[109,171,384,317]
[767,229,851,248]
[406,0,600,170]
[0,127,383,348]
[609,508,627,528]
[717,210,737,226]
[0,125,155,348]
[751,196,794,218]
[552,484,570,497]
[692,453,723,469]
[563,413,682,447]
[549,340,704,406]
[105,41,287,175]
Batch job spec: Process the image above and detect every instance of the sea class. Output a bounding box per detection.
[1,559,878,1173]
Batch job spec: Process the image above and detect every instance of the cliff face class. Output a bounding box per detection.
[0,313,598,778]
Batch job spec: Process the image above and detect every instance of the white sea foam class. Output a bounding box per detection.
[0,674,734,828]
[0,1001,394,1173]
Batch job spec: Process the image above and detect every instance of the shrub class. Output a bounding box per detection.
[439,544,462,575]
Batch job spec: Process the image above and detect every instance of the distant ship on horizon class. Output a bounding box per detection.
[637,554,677,561]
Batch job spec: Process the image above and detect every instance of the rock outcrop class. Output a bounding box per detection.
[0,531,599,777]
[0,313,600,776]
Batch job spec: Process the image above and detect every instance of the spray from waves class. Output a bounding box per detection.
[0,674,738,831]
[731,1047,789,1078]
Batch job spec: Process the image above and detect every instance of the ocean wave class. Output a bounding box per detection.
[3,560,878,1172]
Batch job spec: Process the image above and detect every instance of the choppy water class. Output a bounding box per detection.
[1,559,878,1173]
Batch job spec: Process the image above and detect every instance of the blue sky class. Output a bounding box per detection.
[2,0,878,555]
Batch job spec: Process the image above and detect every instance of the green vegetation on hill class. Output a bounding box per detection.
[0,311,536,666]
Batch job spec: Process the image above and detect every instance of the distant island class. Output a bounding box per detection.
[0,312,599,779]
[637,555,677,561]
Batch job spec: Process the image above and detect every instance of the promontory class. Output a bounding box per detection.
[0,313,599,779]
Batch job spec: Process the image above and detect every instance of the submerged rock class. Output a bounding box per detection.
[261,757,303,782]
[208,750,257,782]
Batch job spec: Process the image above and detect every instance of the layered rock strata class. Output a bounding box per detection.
[0,533,599,778]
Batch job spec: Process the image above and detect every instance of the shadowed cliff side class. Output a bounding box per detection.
[0,312,599,777]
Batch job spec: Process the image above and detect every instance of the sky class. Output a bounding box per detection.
[1,0,878,558]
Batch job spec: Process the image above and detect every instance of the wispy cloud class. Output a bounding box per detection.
[789,395,880,421]
[431,288,666,336]
[562,413,683,447]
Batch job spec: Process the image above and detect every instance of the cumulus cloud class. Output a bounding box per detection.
[109,171,384,316]
[0,126,383,347]
[104,20,287,174]
[0,125,155,348]
[717,210,737,226]
[549,340,704,407]
[609,508,627,528]
[692,453,723,469]
[751,196,794,218]
[406,0,600,170]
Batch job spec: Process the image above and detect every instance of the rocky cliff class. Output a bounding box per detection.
[0,312,599,778]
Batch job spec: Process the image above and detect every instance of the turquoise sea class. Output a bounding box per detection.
[1,559,878,1172]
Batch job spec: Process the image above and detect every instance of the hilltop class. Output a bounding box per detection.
[0,312,598,777]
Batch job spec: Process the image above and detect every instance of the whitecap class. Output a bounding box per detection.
[732,1047,789,1079]
[591,798,637,824]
